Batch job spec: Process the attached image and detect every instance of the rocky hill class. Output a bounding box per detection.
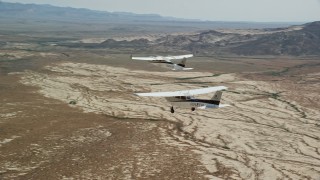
[130,21,320,56]
[230,21,320,56]
[8,1,317,56]
[60,21,319,56]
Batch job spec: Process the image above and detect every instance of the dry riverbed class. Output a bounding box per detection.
[1,61,318,179]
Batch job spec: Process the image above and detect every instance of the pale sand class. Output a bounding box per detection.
[20,62,320,179]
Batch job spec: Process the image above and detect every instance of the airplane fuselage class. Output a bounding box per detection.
[150,60,172,64]
[134,86,228,113]
[131,54,192,71]
[165,96,220,109]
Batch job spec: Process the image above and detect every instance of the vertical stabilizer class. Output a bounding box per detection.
[177,58,187,67]
[211,91,223,105]
[173,58,193,70]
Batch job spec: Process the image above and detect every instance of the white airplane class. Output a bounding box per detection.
[131,54,194,71]
[135,86,229,113]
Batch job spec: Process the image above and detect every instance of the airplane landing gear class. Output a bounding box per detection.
[170,106,175,113]
[191,107,196,111]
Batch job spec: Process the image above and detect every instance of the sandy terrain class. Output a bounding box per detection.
[5,60,318,179]
[0,72,207,179]
[1,10,319,179]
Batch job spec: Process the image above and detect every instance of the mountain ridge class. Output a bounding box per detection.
[0,2,299,28]
[92,21,320,56]
[0,2,189,23]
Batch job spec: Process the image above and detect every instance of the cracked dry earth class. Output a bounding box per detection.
[2,62,320,179]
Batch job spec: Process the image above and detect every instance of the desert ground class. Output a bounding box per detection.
[1,37,320,179]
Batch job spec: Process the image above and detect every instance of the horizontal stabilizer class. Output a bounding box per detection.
[172,64,193,71]
[219,104,230,108]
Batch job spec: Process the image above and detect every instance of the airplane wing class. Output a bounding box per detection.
[135,86,227,97]
[131,56,167,61]
[131,54,193,61]
[167,54,193,60]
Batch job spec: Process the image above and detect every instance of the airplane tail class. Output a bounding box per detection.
[177,58,187,67]
[172,64,183,70]
[172,58,193,70]
[172,64,193,71]
[211,91,223,105]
